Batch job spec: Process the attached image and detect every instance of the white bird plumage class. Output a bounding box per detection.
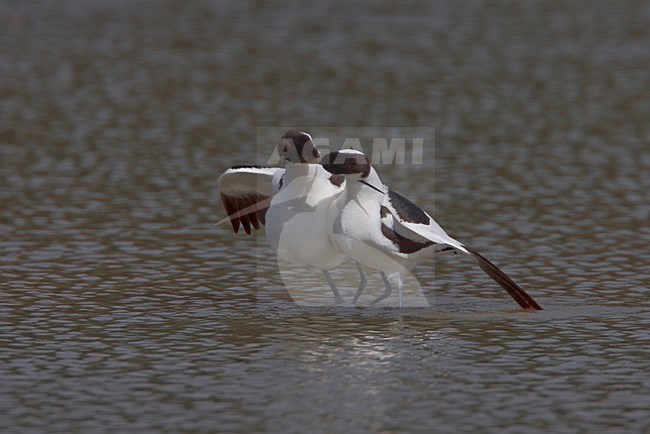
[217,130,365,303]
[321,149,543,310]
[217,132,542,310]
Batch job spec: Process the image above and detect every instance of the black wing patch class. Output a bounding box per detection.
[388,190,430,224]
[381,223,434,254]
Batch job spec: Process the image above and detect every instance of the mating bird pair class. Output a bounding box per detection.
[218,130,542,310]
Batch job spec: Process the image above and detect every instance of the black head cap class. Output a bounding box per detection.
[278,130,321,164]
[320,150,371,178]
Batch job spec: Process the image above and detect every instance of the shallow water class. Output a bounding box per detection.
[1,0,649,432]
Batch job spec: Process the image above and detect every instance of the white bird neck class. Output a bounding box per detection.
[284,163,317,179]
[346,169,386,201]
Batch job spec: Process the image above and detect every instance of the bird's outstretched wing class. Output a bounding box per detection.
[217,165,284,234]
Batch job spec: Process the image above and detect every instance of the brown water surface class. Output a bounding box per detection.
[1,1,648,432]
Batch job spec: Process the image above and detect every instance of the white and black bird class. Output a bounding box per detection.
[217,130,365,303]
[321,149,542,310]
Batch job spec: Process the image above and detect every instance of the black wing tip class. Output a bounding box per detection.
[220,192,270,235]
[467,248,543,311]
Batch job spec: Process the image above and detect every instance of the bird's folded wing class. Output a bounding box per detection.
[382,190,542,310]
[383,189,466,252]
[217,166,284,234]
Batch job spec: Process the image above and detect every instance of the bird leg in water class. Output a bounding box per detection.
[352,262,367,304]
[322,269,344,304]
[371,271,393,305]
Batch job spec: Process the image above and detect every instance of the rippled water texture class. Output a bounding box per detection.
[1,1,649,432]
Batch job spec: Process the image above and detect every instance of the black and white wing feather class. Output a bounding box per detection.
[217,165,284,234]
[382,189,542,310]
[380,189,466,254]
